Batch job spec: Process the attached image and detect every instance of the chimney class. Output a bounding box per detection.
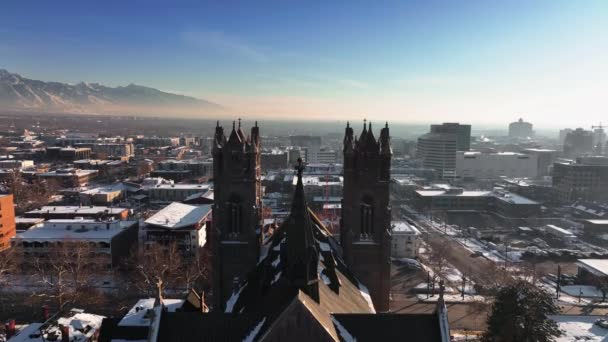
[60,324,70,342]
[5,319,16,339]
[42,305,49,321]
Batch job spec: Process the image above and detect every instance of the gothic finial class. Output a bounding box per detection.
[255,120,258,127]
[238,118,242,128]
[232,121,236,130]
[295,158,305,179]
[385,121,388,128]
[369,121,372,131]
[346,121,350,128]
[216,120,220,127]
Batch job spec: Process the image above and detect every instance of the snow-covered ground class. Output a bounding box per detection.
[416,293,486,303]
[562,285,604,299]
[551,315,608,341]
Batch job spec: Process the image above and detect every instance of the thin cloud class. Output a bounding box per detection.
[337,79,370,89]
[181,30,268,62]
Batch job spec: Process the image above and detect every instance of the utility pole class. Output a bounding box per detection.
[427,271,431,299]
[461,273,466,300]
[556,264,561,299]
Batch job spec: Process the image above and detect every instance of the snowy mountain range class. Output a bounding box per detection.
[0,69,223,116]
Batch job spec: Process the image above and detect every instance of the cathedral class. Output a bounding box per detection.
[101,121,449,341]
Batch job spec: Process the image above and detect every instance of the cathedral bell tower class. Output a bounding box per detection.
[341,120,392,312]
[212,120,262,309]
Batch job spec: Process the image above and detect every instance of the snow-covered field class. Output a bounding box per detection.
[551,315,608,341]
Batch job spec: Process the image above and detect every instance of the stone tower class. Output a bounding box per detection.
[212,120,262,309]
[341,120,392,312]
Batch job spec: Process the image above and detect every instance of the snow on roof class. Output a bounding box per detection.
[416,189,490,197]
[585,220,608,225]
[577,259,608,277]
[356,282,376,313]
[551,315,608,341]
[9,312,105,342]
[26,206,127,215]
[243,317,266,342]
[13,220,135,242]
[391,221,421,234]
[145,202,211,229]
[332,316,356,342]
[151,183,210,190]
[8,323,44,342]
[118,298,156,327]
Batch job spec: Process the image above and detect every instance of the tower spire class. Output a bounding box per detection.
[285,158,319,301]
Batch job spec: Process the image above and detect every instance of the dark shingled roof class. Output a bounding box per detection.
[157,312,264,342]
[332,313,443,342]
[98,318,149,342]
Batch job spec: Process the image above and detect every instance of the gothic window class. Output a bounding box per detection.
[360,195,374,238]
[227,194,242,237]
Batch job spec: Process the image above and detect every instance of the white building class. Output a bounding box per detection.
[544,224,577,244]
[143,202,211,255]
[456,151,538,180]
[316,149,338,164]
[391,221,421,258]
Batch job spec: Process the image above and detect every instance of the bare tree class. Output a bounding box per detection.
[125,242,184,300]
[0,248,17,289]
[1,172,59,214]
[181,247,212,293]
[31,241,104,310]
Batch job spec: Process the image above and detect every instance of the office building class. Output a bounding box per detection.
[563,128,594,157]
[417,123,471,179]
[522,148,557,177]
[508,118,534,138]
[553,156,608,202]
[11,218,138,269]
[456,151,538,180]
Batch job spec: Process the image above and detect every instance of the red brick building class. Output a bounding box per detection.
[0,194,17,251]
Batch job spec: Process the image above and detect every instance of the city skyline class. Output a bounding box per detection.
[1,0,607,125]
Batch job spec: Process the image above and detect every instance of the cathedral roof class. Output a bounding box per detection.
[224,207,375,315]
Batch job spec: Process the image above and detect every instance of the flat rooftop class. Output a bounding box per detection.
[415,189,490,197]
[26,206,128,215]
[584,220,608,225]
[13,220,136,242]
[151,183,211,190]
[145,202,211,229]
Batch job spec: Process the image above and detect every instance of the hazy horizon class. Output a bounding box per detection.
[1,1,607,127]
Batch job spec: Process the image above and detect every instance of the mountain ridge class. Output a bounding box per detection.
[0,69,223,116]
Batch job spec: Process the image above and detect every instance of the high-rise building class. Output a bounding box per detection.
[553,156,608,202]
[563,128,594,157]
[417,123,471,179]
[212,120,262,309]
[0,194,16,251]
[508,118,534,138]
[289,135,322,163]
[522,148,558,177]
[559,128,573,145]
[341,121,392,312]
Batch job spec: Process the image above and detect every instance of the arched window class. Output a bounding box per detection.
[360,195,374,238]
[227,194,242,236]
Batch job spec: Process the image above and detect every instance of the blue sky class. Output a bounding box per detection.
[1,0,607,125]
